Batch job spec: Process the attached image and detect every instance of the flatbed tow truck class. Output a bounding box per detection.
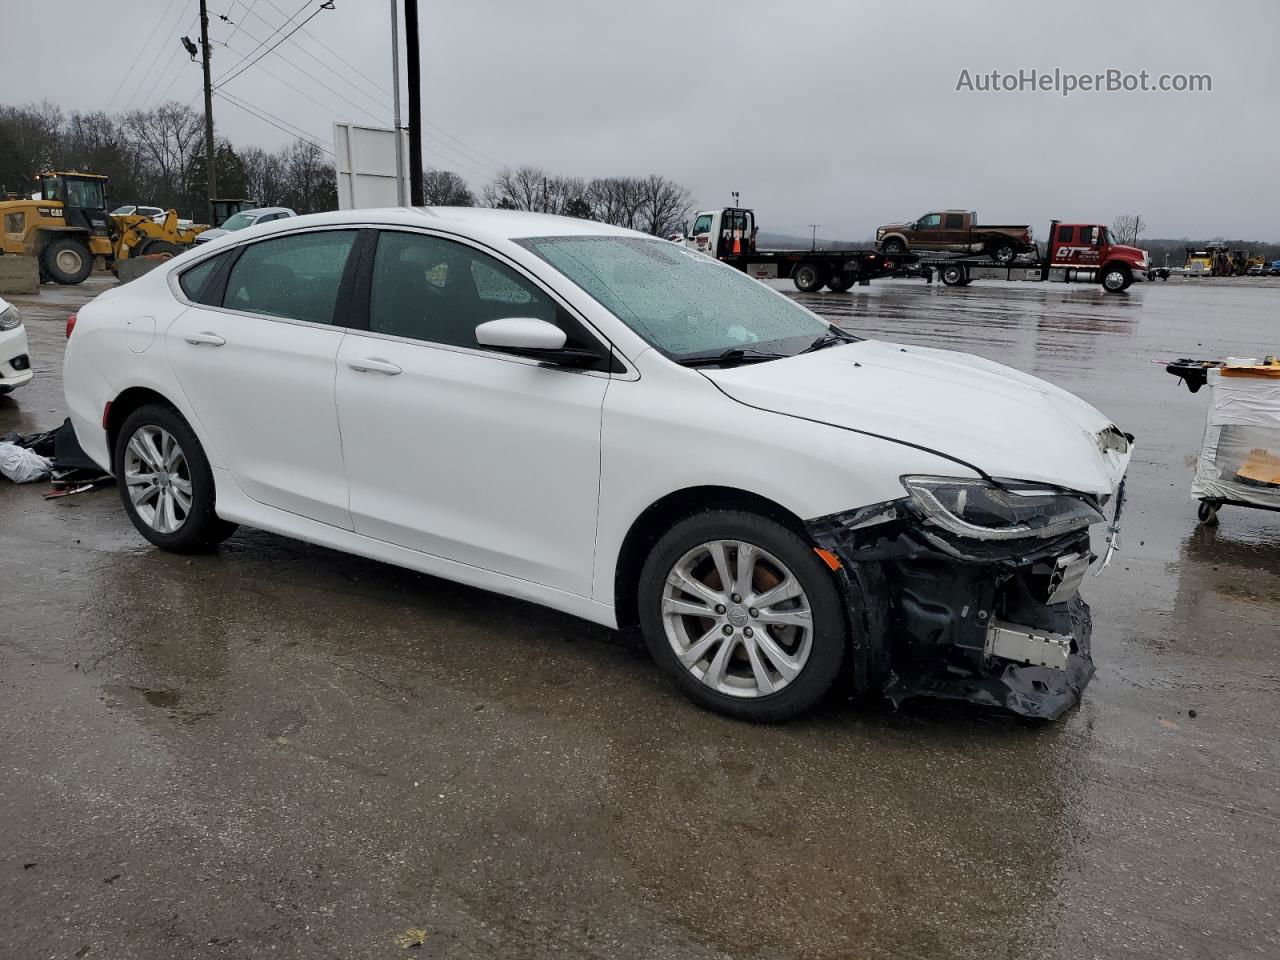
[681,207,916,291]
[917,220,1152,293]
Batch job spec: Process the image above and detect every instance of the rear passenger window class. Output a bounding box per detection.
[943,213,964,229]
[178,253,227,302]
[223,230,356,324]
[368,231,556,347]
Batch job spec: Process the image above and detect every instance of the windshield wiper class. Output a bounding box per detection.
[679,347,789,368]
[799,328,859,354]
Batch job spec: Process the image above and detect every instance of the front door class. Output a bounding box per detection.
[166,229,358,528]
[334,229,609,595]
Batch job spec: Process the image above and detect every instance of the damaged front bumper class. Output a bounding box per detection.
[807,493,1118,720]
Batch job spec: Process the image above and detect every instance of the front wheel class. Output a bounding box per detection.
[113,403,238,552]
[1101,264,1132,292]
[880,237,907,256]
[792,262,826,293]
[637,510,848,722]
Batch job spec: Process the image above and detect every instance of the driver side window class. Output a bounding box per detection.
[691,214,712,235]
[368,231,558,348]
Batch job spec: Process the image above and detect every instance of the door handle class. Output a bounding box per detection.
[347,357,402,375]
[184,331,226,346]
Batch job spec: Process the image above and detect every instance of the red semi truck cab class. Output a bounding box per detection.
[1049,222,1150,288]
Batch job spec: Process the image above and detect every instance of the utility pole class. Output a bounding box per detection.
[199,0,217,224]
[388,0,407,206]
[808,224,819,251]
[404,0,424,205]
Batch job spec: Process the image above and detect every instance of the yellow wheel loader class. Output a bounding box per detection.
[0,172,207,284]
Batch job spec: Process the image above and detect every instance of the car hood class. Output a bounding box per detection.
[704,340,1130,496]
[194,228,229,243]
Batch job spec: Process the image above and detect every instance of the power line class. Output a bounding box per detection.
[211,0,309,84]
[140,12,202,109]
[113,0,189,111]
[214,0,330,89]
[214,90,334,154]
[253,0,390,105]
[220,35,385,126]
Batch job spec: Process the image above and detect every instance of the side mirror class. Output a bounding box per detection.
[475,317,609,370]
[475,317,567,351]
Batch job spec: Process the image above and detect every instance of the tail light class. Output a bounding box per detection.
[65,313,77,338]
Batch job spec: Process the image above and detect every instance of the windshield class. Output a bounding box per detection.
[64,178,106,209]
[221,212,256,231]
[517,235,831,360]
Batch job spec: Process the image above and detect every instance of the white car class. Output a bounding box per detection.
[192,207,297,245]
[0,297,33,394]
[62,208,1131,721]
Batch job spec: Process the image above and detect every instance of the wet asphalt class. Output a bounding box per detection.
[1,273,1278,960]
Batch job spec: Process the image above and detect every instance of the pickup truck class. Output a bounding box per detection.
[876,210,1034,263]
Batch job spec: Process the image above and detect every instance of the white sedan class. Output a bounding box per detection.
[62,208,1130,721]
[0,297,33,395]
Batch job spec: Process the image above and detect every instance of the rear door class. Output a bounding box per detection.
[166,228,359,529]
[940,211,968,251]
[334,229,609,595]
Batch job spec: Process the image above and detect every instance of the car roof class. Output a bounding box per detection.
[244,206,294,216]
[260,206,647,243]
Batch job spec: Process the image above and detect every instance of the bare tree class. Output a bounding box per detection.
[240,146,287,206]
[122,101,204,209]
[587,176,646,229]
[637,174,693,237]
[279,138,336,214]
[483,166,548,211]
[1111,214,1146,245]
[422,169,475,206]
[0,101,65,192]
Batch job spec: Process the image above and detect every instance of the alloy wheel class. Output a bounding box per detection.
[123,424,193,534]
[660,539,813,698]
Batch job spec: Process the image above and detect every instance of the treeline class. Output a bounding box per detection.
[2,100,697,236]
[0,100,336,217]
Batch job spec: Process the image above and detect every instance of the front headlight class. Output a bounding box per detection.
[0,304,22,331]
[902,476,1103,541]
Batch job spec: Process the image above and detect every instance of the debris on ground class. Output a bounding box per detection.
[1,418,113,493]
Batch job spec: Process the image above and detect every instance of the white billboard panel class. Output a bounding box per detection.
[334,122,410,209]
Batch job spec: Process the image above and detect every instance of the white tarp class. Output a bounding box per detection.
[1191,367,1280,507]
[334,123,409,210]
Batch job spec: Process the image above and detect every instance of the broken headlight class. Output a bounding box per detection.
[901,476,1103,541]
[0,304,21,331]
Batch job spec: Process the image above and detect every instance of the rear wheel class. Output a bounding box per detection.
[826,274,854,292]
[113,403,238,552]
[1197,500,1221,526]
[940,264,968,286]
[792,262,826,293]
[638,510,848,722]
[988,241,1018,264]
[42,238,93,284]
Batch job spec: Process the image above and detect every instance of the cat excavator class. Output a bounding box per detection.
[0,172,208,284]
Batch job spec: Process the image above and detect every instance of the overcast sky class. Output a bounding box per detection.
[7,0,1277,240]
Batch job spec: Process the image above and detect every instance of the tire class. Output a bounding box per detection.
[826,275,854,293]
[41,238,93,284]
[1197,500,1220,526]
[637,510,848,722]
[113,403,238,552]
[139,240,181,258]
[792,262,826,293]
[988,241,1017,264]
[1101,263,1132,292]
[880,237,907,256]
[940,264,968,286]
